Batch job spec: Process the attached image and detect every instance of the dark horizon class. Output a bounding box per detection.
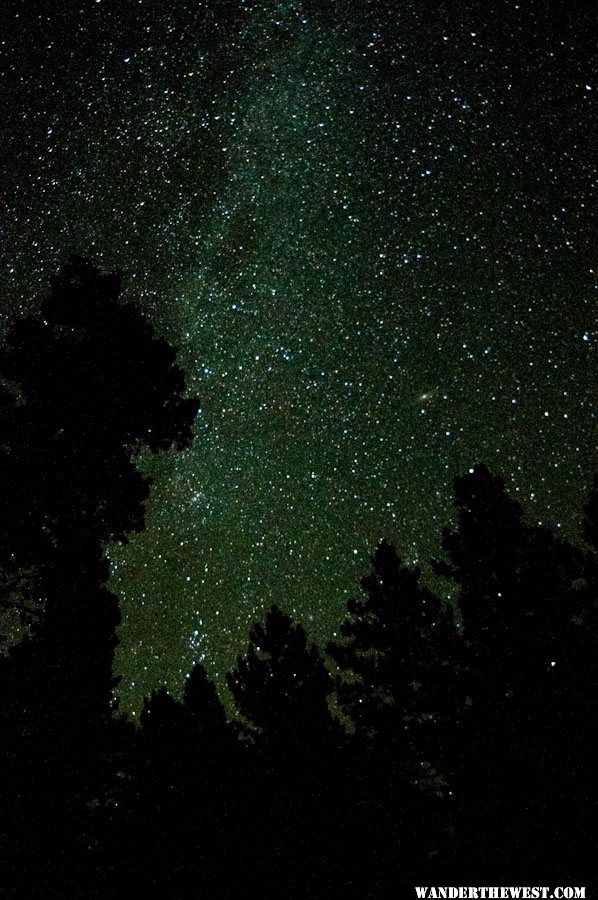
[0,0,594,713]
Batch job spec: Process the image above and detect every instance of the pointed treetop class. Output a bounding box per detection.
[227,603,334,745]
[184,663,228,735]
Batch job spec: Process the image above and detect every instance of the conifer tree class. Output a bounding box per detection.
[433,466,584,712]
[433,464,586,877]
[329,539,461,782]
[328,540,462,883]
[226,605,343,895]
[181,665,240,895]
[184,662,228,739]
[227,603,336,751]
[117,669,237,900]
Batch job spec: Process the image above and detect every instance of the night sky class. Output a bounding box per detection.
[1,0,595,715]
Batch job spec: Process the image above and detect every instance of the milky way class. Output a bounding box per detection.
[1,0,595,713]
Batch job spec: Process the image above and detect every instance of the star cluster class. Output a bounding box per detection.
[0,0,594,713]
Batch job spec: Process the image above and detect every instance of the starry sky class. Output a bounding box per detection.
[0,0,595,715]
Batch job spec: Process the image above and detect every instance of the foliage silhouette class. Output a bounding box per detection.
[433,464,588,879]
[227,603,336,749]
[330,540,461,773]
[329,540,463,885]
[226,604,350,896]
[0,257,197,897]
[112,667,242,899]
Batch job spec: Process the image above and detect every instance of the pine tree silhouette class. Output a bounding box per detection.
[183,661,228,738]
[433,464,586,879]
[227,603,336,751]
[114,666,241,900]
[328,540,462,885]
[181,665,241,897]
[227,604,344,896]
[330,541,461,770]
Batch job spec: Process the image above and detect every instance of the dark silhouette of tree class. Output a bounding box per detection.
[0,257,197,707]
[0,256,197,896]
[330,540,461,774]
[433,464,587,879]
[432,465,526,641]
[110,688,188,899]
[328,540,463,886]
[433,466,584,722]
[227,603,336,750]
[226,605,346,896]
[138,686,187,769]
[183,660,228,738]
[111,667,241,900]
[559,474,598,880]
[0,254,196,603]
